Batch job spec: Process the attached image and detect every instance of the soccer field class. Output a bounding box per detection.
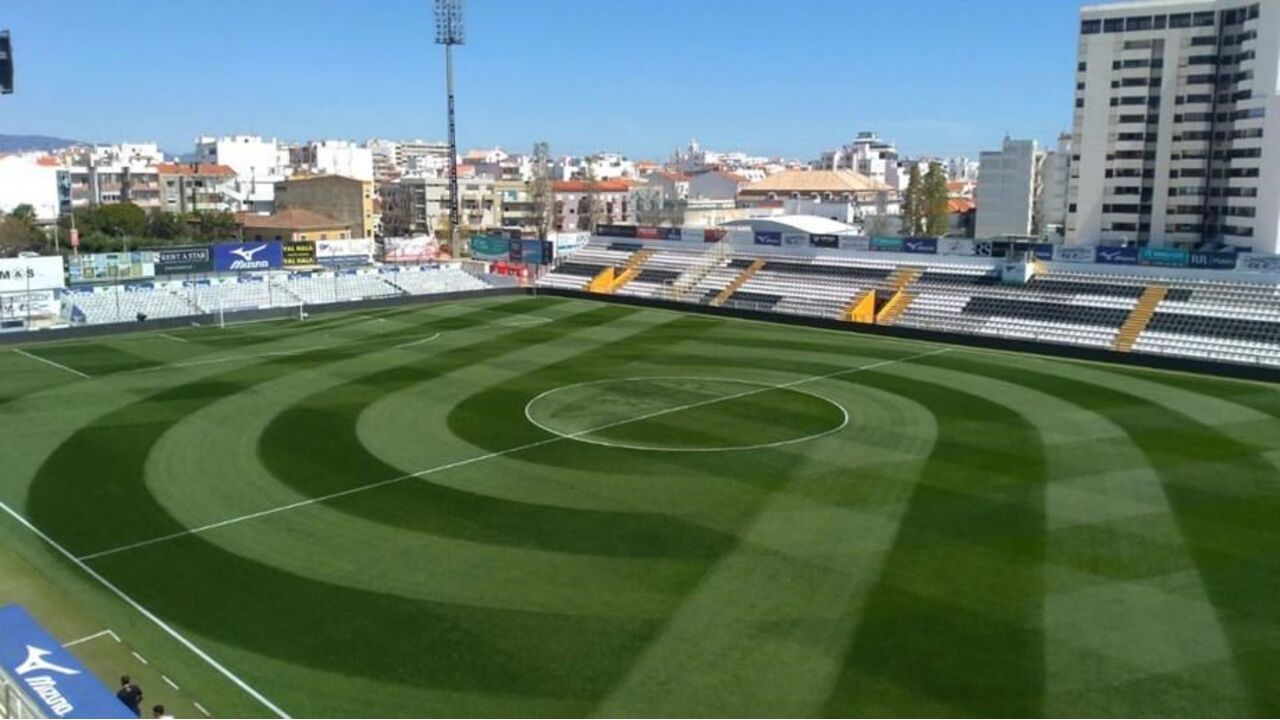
[1,294,1278,718]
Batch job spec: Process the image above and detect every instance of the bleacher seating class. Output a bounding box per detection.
[67,286,199,325]
[537,238,1280,369]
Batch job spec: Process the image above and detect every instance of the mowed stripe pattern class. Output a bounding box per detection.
[0,296,1278,718]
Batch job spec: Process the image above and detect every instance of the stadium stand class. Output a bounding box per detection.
[538,238,1280,368]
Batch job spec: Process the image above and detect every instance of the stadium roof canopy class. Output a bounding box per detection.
[719,214,859,236]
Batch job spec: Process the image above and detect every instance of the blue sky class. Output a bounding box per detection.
[1,0,1089,160]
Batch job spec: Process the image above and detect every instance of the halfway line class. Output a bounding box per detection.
[77,347,949,562]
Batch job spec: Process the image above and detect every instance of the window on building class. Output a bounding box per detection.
[1169,12,1191,27]
[1126,15,1153,31]
[1104,17,1125,32]
[1081,18,1101,34]
[1078,61,1087,72]
[1193,11,1215,26]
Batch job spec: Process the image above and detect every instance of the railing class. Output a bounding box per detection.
[1,671,46,719]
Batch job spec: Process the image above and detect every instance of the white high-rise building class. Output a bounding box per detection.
[818,132,905,190]
[1038,133,1074,240]
[1067,0,1279,251]
[976,137,1044,239]
[195,135,290,212]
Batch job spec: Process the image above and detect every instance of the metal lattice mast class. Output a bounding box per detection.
[434,0,464,257]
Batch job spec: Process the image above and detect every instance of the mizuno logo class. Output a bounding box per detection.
[1099,250,1123,260]
[15,646,79,676]
[230,245,267,262]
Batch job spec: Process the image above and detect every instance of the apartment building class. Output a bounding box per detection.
[975,137,1044,238]
[274,175,376,238]
[1067,0,1279,251]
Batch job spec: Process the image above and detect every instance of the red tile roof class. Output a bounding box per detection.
[553,180,632,193]
[948,197,976,213]
[236,208,346,230]
[157,162,236,177]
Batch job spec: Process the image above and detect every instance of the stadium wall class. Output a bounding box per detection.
[535,288,1280,384]
[0,287,523,346]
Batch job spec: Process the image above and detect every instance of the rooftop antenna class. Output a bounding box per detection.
[434,0,464,257]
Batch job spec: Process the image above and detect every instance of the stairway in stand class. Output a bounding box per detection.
[711,259,766,307]
[1113,285,1168,352]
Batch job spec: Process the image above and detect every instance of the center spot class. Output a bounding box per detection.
[524,376,848,452]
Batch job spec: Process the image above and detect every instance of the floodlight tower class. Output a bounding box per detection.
[434,0,464,258]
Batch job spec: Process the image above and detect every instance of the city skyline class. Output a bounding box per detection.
[0,0,1092,160]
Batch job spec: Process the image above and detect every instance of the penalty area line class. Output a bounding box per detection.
[11,348,91,379]
[76,346,949,563]
[0,499,291,719]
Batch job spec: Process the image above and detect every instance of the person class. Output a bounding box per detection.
[117,675,143,717]
[152,703,174,719]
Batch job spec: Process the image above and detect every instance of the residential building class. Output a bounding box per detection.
[290,140,374,182]
[55,163,163,213]
[274,175,375,238]
[689,171,748,201]
[552,180,633,231]
[641,171,690,202]
[1038,133,1073,239]
[156,163,237,213]
[195,135,290,212]
[946,156,981,182]
[0,154,60,221]
[817,132,905,190]
[975,137,1044,238]
[1067,0,1278,251]
[732,169,901,222]
[670,140,773,174]
[379,176,502,236]
[492,180,537,230]
[237,208,352,242]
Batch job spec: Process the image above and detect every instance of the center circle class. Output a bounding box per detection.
[523,376,849,452]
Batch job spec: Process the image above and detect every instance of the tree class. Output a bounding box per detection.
[923,162,951,237]
[529,141,556,238]
[146,210,185,240]
[900,164,923,236]
[190,210,237,243]
[10,204,37,225]
[95,202,147,239]
[577,166,603,232]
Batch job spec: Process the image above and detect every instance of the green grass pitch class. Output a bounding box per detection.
[0,295,1278,718]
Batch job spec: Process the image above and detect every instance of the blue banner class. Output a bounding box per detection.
[753,231,781,246]
[809,234,839,249]
[512,238,546,265]
[1187,250,1238,270]
[212,242,283,272]
[1031,243,1055,261]
[1095,246,1139,265]
[902,237,937,254]
[0,605,134,718]
[1139,247,1189,268]
[469,235,510,261]
[659,227,681,241]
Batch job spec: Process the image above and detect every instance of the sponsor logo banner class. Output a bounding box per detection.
[153,246,212,274]
[1139,247,1189,268]
[552,232,590,254]
[871,237,903,252]
[938,238,975,256]
[509,238,548,265]
[596,224,636,238]
[0,604,134,718]
[1,257,66,292]
[468,235,510,262]
[703,228,727,243]
[840,236,870,251]
[0,289,58,319]
[753,231,782,246]
[315,239,374,260]
[809,234,839,249]
[282,241,317,267]
[635,226,662,240]
[679,227,704,243]
[903,237,937,254]
[781,233,807,247]
[659,227,682,241]
[1095,245,1139,265]
[386,237,440,263]
[212,242,283,272]
[1053,245,1096,263]
[1031,243,1055,261]
[1187,250,1237,270]
[67,252,152,284]
[1238,253,1280,273]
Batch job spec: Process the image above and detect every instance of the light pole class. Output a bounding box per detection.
[434,0,464,259]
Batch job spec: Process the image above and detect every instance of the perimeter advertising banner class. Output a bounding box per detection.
[781,233,807,247]
[1187,250,1238,270]
[283,241,317,267]
[1031,244,1055,261]
[1,256,66,292]
[703,228,727,243]
[1139,247,1189,268]
[902,237,937,254]
[754,231,782,246]
[153,246,213,275]
[1238,253,1280,274]
[680,227,706,243]
[938,238,975,256]
[212,242,284,272]
[0,604,135,718]
[596,224,636,238]
[1095,246,1139,265]
[67,252,153,283]
[316,239,375,262]
[659,227,681,241]
[1053,245,1096,263]
[468,235,510,261]
[809,234,839,249]
[870,237,903,252]
[385,236,440,263]
[840,236,871,251]
[0,290,59,319]
[635,226,662,240]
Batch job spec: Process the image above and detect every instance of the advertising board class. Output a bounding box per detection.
[212,242,283,272]
[282,241,317,267]
[153,246,213,274]
[0,256,66,292]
